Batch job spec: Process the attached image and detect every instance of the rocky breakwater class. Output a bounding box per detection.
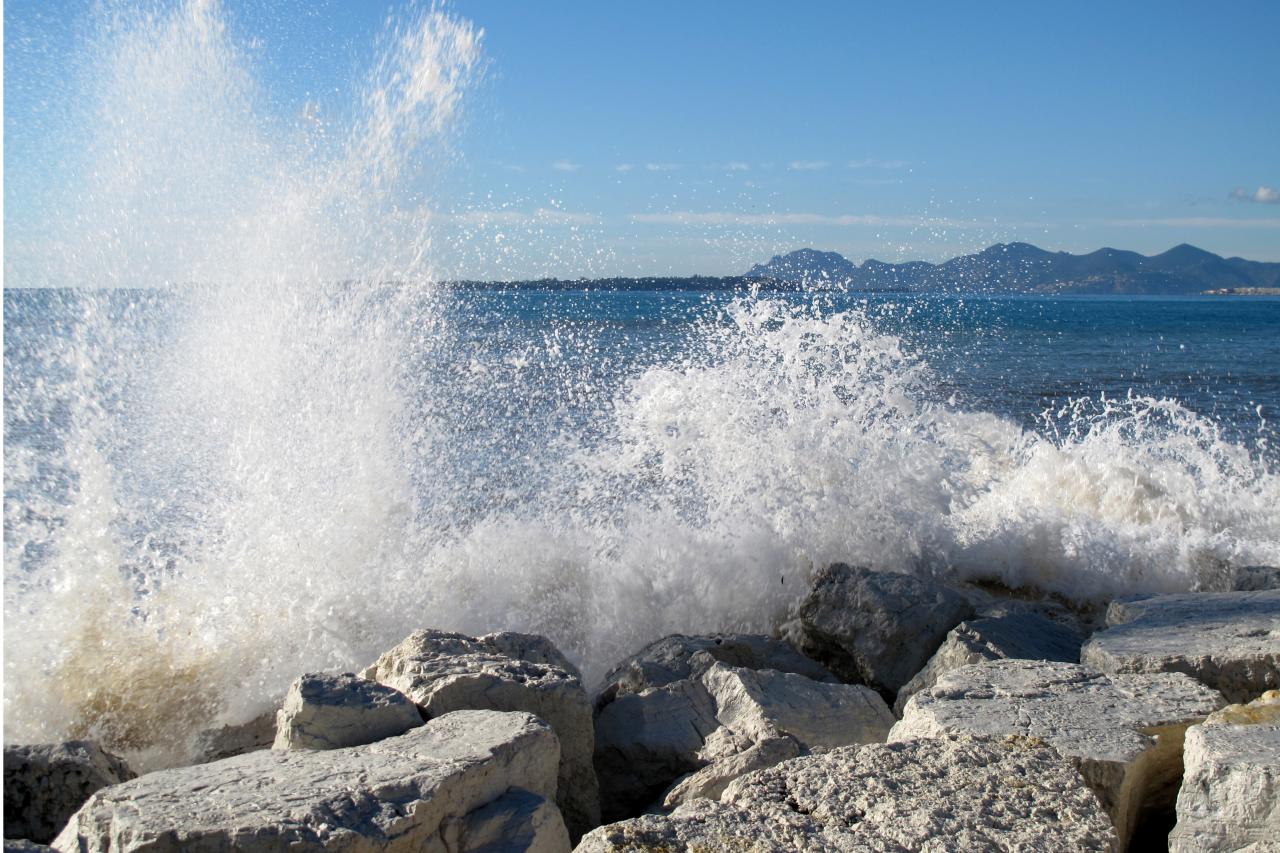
[4,565,1278,851]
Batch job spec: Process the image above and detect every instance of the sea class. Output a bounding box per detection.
[4,0,1279,769]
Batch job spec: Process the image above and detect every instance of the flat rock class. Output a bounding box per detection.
[593,633,834,709]
[894,611,1083,715]
[54,709,569,853]
[891,659,1225,850]
[460,787,572,853]
[1169,691,1280,853]
[363,629,598,839]
[1081,589,1280,704]
[594,654,892,821]
[3,741,134,844]
[578,734,1119,852]
[785,563,973,698]
[273,672,423,750]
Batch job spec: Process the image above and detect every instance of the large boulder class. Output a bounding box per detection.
[891,659,1225,850]
[54,710,570,853]
[3,741,134,844]
[784,563,973,698]
[894,611,1083,715]
[1169,691,1280,853]
[577,734,1119,852]
[594,652,892,821]
[362,629,598,839]
[273,672,423,750]
[1081,589,1280,704]
[593,633,835,709]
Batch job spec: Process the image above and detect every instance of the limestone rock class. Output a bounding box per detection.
[1081,589,1280,704]
[459,787,572,853]
[661,735,801,809]
[593,633,834,709]
[363,629,598,839]
[579,734,1119,852]
[894,611,1083,715]
[785,563,973,697]
[189,709,276,764]
[273,672,423,750]
[5,842,55,853]
[3,741,134,844]
[1169,691,1280,853]
[54,709,569,853]
[891,659,1225,850]
[594,654,892,821]
[1232,565,1280,591]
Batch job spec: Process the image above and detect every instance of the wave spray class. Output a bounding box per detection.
[6,1,1278,770]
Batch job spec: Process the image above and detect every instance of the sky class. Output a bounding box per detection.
[5,0,1280,279]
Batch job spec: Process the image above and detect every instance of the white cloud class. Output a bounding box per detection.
[848,158,908,169]
[723,162,750,171]
[630,211,973,228]
[787,160,830,171]
[1103,216,1280,228]
[615,163,634,172]
[645,163,680,172]
[1230,186,1280,204]
[551,160,581,172]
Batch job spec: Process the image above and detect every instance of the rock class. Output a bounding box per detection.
[460,788,572,853]
[1169,691,1280,853]
[594,653,892,821]
[5,841,55,852]
[273,672,423,750]
[578,734,1119,852]
[894,611,1083,715]
[891,659,1225,850]
[363,629,599,840]
[54,709,569,853]
[3,741,134,844]
[1232,565,1280,591]
[661,735,801,809]
[784,563,973,698]
[1081,589,1280,704]
[189,709,276,764]
[593,633,835,709]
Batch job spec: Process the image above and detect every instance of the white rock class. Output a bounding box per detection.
[891,658,1224,850]
[785,563,973,696]
[594,654,892,820]
[661,735,801,809]
[593,633,835,708]
[3,741,134,844]
[273,672,423,750]
[363,629,599,839]
[579,734,1119,852]
[54,709,569,853]
[1081,589,1280,704]
[1169,691,1280,853]
[894,611,1083,715]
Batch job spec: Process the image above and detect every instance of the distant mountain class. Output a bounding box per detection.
[744,243,1280,294]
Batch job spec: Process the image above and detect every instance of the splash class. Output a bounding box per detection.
[5,1,1279,770]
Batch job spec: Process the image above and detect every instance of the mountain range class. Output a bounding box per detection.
[744,243,1280,294]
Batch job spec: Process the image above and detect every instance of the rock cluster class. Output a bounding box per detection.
[592,633,891,819]
[4,564,1276,852]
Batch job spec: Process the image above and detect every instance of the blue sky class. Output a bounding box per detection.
[6,0,1280,278]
